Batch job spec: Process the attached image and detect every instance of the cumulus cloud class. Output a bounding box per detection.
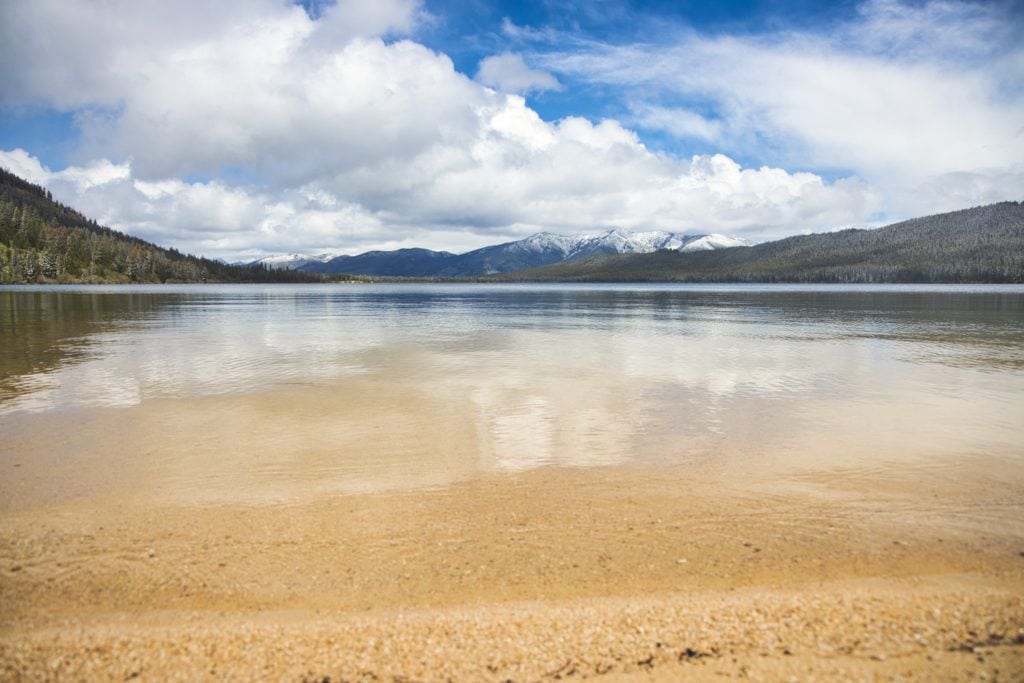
[538,0,1024,216]
[0,0,281,110]
[0,148,389,257]
[312,0,425,46]
[104,36,488,183]
[476,53,561,94]
[2,122,876,258]
[0,0,888,258]
[324,96,877,236]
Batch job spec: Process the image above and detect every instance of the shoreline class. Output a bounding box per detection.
[4,579,1023,681]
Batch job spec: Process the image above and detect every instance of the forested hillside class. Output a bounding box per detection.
[504,202,1024,283]
[0,168,351,284]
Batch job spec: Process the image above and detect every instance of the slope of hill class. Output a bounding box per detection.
[501,203,1024,283]
[304,248,457,277]
[0,169,353,284]
[305,229,750,277]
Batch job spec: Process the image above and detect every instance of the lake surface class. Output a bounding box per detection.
[1,283,1023,505]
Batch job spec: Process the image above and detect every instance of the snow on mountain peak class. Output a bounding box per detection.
[250,252,337,269]
[514,229,751,258]
[515,232,574,254]
[677,234,752,252]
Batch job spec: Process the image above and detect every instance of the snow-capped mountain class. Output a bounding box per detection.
[292,229,751,277]
[248,253,337,270]
[673,234,752,251]
[515,229,751,260]
[421,229,752,275]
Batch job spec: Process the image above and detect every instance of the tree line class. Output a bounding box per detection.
[0,167,354,284]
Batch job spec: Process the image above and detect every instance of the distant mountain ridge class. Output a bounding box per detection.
[283,229,751,277]
[303,248,457,277]
[501,202,1024,283]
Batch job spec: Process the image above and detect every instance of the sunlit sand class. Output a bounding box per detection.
[3,385,1023,679]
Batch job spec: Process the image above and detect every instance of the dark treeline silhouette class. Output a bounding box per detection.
[0,167,355,284]
[501,202,1024,283]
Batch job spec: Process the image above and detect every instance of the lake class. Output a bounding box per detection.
[1,283,1022,506]
[4,283,1024,680]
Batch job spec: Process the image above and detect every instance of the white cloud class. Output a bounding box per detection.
[0,149,387,257]
[629,104,722,142]
[538,0,1024,216]
[103,35,487,183]
[0,0,286,109]
[312,0,425,47]
[338,99,877,236]
[0,0,888,258]
[476,53,561,94]
[0,148,50,185]
[904,165,1024,217]
[2,125,877,258]
[843,0,1020,62]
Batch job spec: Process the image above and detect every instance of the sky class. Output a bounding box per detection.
[1,0,1022,260]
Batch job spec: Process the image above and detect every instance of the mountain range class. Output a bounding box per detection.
[503,202,1024,283]
[252,230,751,277]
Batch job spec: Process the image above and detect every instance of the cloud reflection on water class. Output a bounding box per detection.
[0,284,1021,498]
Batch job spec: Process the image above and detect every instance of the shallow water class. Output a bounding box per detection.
[1,283,1023,504]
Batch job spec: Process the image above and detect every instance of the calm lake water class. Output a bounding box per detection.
[1,283,1023,504]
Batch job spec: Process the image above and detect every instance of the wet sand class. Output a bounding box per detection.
[2,460,1023,680]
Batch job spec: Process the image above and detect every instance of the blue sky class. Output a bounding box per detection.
[414,1,857,160]
[1,0,1021,258]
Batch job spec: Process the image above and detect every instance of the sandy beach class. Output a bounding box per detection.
[3,458,1023,680]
